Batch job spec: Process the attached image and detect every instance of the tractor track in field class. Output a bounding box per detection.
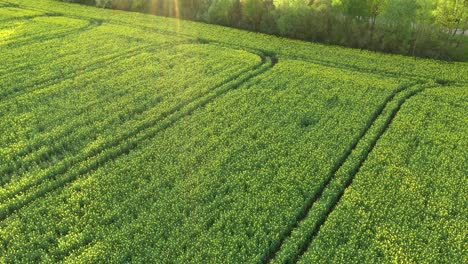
[0,40,196,106]
[1,3,278,67]
[132,14,466,261]
[6,1,462,86]
[0,14,48,23]
[52,117,257,261]
[4,19,102,48]
[2,16,103,49]
[287,56,426,83]
[1,3,460,262]
[0,48,277,222]
[0,2,18,8]
[51,92,264,262]
[0,40,254,180]
[0,40,225,187]
[101,15,465,263]
[288,83,442,263]
[52,52,276,261]
[105,20,460,85]
[264,81,444,263]
[0,45,146,104]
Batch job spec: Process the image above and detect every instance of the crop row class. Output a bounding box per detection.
[0,1,269,220]
[0,59,408,262]
[0,15,91,48]
[298,86,467,263]
[0,52,272,239]
[0,24,187,89]
[0,18,191,186]
[17,0,468,83]
[0,43,262,214]
[0,1,18,8]
[1,1,467,263]
[0,5,43,21]
[0,19,187,75]
[267,81,437,263]
[6,0,467,85]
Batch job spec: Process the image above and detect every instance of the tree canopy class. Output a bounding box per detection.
[65,0,468,61]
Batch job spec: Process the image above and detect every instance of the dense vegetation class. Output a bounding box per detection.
[299,86,467,263]
[0,0,467,263]
[63,0,468,61]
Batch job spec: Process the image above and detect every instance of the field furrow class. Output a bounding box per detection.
[0,15,96,48]
[298,86,467,263]
[0,58,409,262]
[0,0,466,263]
[0,48,267,221]
[267,81,440,263]
[0,6,44,21]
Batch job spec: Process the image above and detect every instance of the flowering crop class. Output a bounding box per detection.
[0,0,466,263]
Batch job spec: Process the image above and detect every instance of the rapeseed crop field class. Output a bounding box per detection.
[0,0,467,263]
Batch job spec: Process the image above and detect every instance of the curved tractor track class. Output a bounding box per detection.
[2,15,103,49]
[264,81,444,264]
[1,2,456,263]
[0,34,278,222]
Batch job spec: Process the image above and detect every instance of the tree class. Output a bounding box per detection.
[378,0,419,53]
[207,0,236,26]
[274,0,314,39]
[241,0,267,31]
[311,0,333,41]
[433,0,467,59]
[434,0,467,36]
[410,0,436,56]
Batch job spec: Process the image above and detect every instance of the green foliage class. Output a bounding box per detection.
[241,0,267,30]
[206,0,237,26]
[0,0,467,263]
[58,0,468,60]
[298,86,468,263]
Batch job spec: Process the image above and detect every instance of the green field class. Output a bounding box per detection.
[0,0,467,263]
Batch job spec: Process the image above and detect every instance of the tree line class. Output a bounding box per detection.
[64,0,467,61]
